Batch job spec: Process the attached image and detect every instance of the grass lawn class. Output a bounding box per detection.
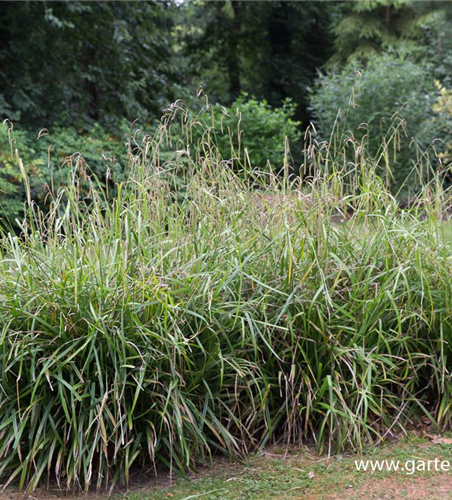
[5,435,452,500]
[124,435,452,500]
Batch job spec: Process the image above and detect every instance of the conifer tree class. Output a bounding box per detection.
[331,0,435,63]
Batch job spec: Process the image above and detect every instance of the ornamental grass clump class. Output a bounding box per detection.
[1,99,452,492]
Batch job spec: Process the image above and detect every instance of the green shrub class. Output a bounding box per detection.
[212,95,302,172]
[0,127,31,224]
[166,94,302,174]
[0,122,129,227]
[432,80,452,169]
[309,52,438,192]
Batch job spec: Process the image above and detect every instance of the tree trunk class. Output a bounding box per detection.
[267,4,292,106]
[385,5,391,27]
[227,1,241,98]
[83,44,100,121]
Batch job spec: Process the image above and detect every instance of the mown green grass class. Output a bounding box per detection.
[1,103,452,493]
[121,435,452,500]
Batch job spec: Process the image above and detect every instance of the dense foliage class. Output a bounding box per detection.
[1,1,450,125]
[179,1,335,123]
[310,52,438,192]
[0,123,129,227]
[2,105,452,492]
[187,95,302,171]
[1,0,452,208]
[0,1,176,128]
[433,80,452,168]
[330,0,435,63]
[0,95,304,226]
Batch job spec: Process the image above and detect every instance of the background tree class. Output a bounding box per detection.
[310,52,438,192]
[249,1,336,124]
[0,1,177,129]
[330,0,435,63]
[417,2,452,85]
[179,0,336,124]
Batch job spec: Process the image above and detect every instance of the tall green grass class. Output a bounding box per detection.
[1,101,452,492]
